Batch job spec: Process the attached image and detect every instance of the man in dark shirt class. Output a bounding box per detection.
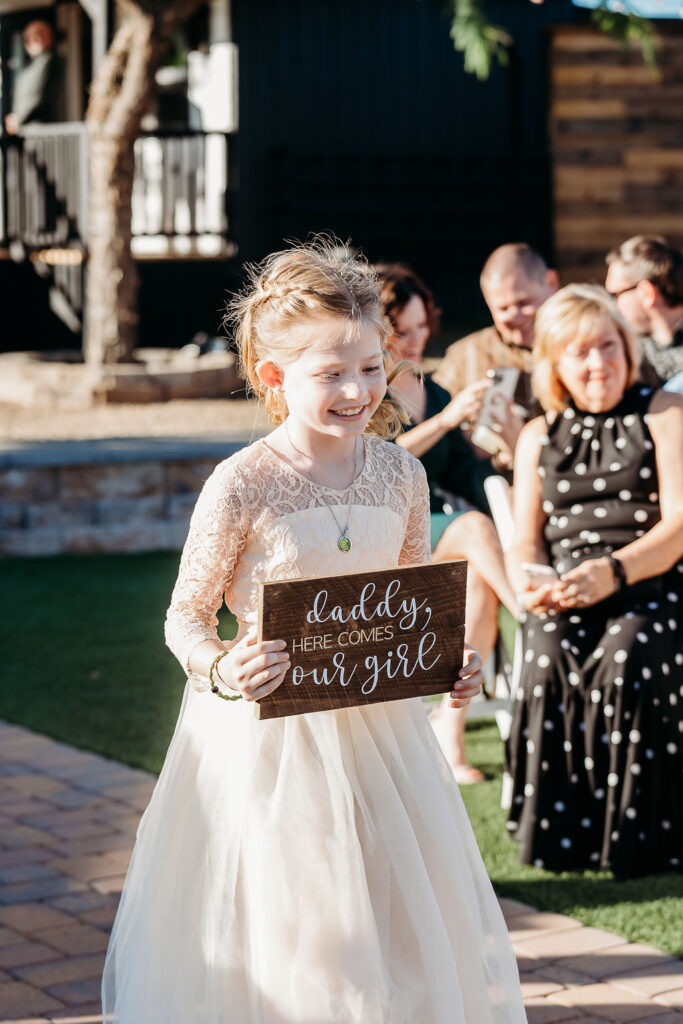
[605,235,683,385]
[4,20,62,134]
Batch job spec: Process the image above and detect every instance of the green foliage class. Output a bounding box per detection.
[449,0,512,80]
[449,0,658,80]
[590,5,659,69]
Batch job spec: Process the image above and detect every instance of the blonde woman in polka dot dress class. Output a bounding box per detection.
[505,284,683,878]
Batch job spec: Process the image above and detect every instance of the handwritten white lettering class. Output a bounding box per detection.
[306,580,431,632]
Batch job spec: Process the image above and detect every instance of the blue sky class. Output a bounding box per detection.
[574,0,682,15]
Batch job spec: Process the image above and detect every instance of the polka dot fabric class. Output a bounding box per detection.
[507,386,683,877]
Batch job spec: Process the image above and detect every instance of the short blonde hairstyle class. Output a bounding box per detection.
[532,284,641,412]
[225,237,411,439]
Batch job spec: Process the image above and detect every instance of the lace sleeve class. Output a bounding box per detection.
[398,457,432,567]
[164,458,250,670]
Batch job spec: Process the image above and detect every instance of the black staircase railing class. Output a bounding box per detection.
[1,122,88,249]
[0,125,235,332]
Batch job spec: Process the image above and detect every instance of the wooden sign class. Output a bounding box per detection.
[255,561,467,720]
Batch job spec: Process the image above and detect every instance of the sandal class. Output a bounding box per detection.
[452,764,485,785]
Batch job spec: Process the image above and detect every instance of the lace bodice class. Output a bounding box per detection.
[164,435,431,669]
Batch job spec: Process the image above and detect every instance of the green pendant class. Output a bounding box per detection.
[338,534,352,552]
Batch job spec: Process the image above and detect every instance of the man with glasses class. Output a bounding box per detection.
[605,235,683,386]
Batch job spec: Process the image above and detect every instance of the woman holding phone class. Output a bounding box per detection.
[376,264,520,783]
[506,284,683,877]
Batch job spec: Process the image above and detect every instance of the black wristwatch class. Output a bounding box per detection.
[606,554,627,592]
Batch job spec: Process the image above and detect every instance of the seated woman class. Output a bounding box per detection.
[506,283,683,878]
[376,263,520,783]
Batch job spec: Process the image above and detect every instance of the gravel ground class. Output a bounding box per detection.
[0,397,273,442]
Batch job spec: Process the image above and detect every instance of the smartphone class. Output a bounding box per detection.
[521,562,559,586]
[471,367,520,455]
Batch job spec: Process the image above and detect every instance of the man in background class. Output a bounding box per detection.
[4,20,62,135]
[434,242,558,460]
[605,235,683,385]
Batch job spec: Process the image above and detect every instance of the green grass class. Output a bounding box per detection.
[0,551,236,772]
[461,719,683,958]
[1,552,681,957]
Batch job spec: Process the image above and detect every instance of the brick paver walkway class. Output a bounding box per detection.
[1,720,682,1024]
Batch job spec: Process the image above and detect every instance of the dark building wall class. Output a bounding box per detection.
[1,0,583,353]
[233,0,580,336]
[137,260,243,349]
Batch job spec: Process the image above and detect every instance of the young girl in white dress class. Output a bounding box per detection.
[102,240,527,1024]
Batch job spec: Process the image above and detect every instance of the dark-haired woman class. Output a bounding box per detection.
[376,264,520,783]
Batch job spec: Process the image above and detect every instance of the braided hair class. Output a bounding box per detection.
[225,236,411,438]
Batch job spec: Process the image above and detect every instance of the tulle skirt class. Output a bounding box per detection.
[102,683,526,1024]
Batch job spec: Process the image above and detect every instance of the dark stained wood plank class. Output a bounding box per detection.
[255,561,467,720]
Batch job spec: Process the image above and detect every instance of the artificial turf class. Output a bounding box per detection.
[1,551,681,957]
[0,550,235,772]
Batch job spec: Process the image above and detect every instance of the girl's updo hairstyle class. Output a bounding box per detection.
[225,236,411,439]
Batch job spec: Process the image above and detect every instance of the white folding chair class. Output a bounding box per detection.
[483,475,523,810]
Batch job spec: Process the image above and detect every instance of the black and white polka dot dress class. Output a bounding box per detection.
[506,385,683,878]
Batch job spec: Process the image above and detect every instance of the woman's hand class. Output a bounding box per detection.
[489,400,526,461]
[438,378,491,432]
[551,557,617,609]
[449,644,484,708]
[216,629,290,701]
[518,580,559,616]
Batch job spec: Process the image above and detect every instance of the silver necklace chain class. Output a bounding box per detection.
[284,420,361,552]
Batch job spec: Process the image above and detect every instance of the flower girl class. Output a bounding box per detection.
[102,239,527,1023]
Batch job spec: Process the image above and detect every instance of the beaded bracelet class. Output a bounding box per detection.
[209,650,243,702]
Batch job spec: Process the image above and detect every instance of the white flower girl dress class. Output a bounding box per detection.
[102,436,527,1024]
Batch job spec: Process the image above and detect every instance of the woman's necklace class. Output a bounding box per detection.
[284,421,361,552]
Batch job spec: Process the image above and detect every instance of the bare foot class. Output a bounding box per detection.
[428,709,485,782]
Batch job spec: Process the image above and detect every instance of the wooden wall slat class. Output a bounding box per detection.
[553,65,661,87]
[553,25,683,52]
[625,148,683,168]
[552,99,627,119]
[550,25,683,282]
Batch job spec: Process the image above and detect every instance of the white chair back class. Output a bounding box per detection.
[483,475,520,810]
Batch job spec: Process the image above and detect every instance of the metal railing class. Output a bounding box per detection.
[0,122,88,249]
[132,130,231,239]
[0,125,235,330]
[0,125,234,248]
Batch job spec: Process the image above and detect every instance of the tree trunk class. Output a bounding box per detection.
[84,0,203,366]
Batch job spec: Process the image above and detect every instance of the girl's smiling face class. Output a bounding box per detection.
[258,317,387,440]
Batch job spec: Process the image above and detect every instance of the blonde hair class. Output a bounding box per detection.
[532,284,641,412]
[606,235,683,307]
[225,237,412,438]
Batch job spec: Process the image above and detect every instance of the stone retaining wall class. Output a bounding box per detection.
[0,438,243,557]
[0,349,242,410]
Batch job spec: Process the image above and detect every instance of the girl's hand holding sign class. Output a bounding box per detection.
[215,630,290,702]
[450,646,484,708]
